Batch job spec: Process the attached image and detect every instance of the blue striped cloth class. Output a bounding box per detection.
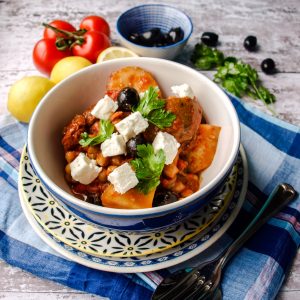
[0,93,299,300]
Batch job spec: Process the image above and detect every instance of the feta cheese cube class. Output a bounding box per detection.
[171,83,195,99]
[70,153,101,185]
[115,111,149,141]
[91,95,118,120]
[152,132,180,165]
[101,133,126,157]
[108,162,139,194]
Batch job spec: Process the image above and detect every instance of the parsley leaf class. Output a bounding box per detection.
[214,60,276,105]
[130,144,165,194]
[191,43,276,108]
[191,44,224,70]
[133,86,176,129]
[79,119,114,147]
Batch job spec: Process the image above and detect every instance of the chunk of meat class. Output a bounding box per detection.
[185,124,221,173]
[164,96,202,143]
[101,184,155,209]
[62,114,86,151]
[106,66,161,99]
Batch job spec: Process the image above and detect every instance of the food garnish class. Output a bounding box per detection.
[133,86,176,129]
[191,43,276,107]
[214,59,276,104]
[130,144,166,194]
[191,43,224,70]
[79,119,114,147]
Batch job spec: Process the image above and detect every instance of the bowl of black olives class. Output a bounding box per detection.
[116,4,193,59]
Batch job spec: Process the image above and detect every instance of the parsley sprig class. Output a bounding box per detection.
[133,87,176,129]
[191,44,276,107]
[191,43,224,70]
[79,119,114,147]
[130,144,165,194]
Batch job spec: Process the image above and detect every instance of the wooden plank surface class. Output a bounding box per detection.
[0,0,299,299]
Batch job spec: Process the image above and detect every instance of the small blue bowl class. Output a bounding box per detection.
[116,4,193,59]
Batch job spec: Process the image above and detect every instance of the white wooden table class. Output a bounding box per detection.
[0,0,299,299]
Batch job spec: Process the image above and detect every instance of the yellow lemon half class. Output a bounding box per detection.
[97,46,138,63]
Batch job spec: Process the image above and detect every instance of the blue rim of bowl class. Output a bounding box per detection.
[116,4,193,50]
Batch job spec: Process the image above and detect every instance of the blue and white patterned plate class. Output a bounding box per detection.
[19,146,238,258]
[19,146,247,273]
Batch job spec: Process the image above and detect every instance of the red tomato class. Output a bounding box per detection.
[80,15,110,37]
[43,20,76,40]
[33,39,72,76]
[72,31,111,63]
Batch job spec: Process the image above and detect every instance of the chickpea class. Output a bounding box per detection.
[181,188,193,198]
[65,164,71,175]
[98,169,108,182]
[96,152,110,167]
[111,155,123,166]
[106,165,117,176]
[87,146,99,159]
[65,151,78,163]
[172,180,186,193]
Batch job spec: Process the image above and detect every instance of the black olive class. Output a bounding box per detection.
[139,28,165,46]
[126,134,146,157]
[128,32,142,44]
[117,87,140,111]
[243,35,257,51]
[261,58,276,74]
[168,27,184,44]
[201,32,219,47]
[153,191,179,207]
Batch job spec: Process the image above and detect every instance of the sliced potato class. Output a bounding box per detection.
[106,66,161,99]
[186,124,221,173]
[101,184,155,209]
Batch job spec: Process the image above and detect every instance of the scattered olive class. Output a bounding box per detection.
[126,134,146,157]
[201,32,219,47]
[117,87,140,111]
[128,27,184,47]
[261,58,276,74]
[168,27,184,44]
[153,190,179,207]
[243,35,257,51]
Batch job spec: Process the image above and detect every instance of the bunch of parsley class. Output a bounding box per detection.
[191,44,276,107]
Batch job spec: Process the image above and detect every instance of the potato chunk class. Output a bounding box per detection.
[101,184,155,209]
[186,124,221,173]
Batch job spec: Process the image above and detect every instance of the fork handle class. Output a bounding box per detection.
[221,183,297,268]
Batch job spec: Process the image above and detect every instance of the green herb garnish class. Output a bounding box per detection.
[214,60,275,104]
[191,43,224,70]
[133,86,176,129]
[79,119,114,147]
[130,144,165,194]
[190,43,276,108]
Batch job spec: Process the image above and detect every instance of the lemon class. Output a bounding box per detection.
[7,76,55,123]
[97,46,138,63]
[50,56,92,84]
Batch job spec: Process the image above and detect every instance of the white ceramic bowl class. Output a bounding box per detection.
[116,4,193,59]
[27,57,240,232]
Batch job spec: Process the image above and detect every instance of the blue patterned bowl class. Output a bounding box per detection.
[27,58,240,232]
[116,4,193,59]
